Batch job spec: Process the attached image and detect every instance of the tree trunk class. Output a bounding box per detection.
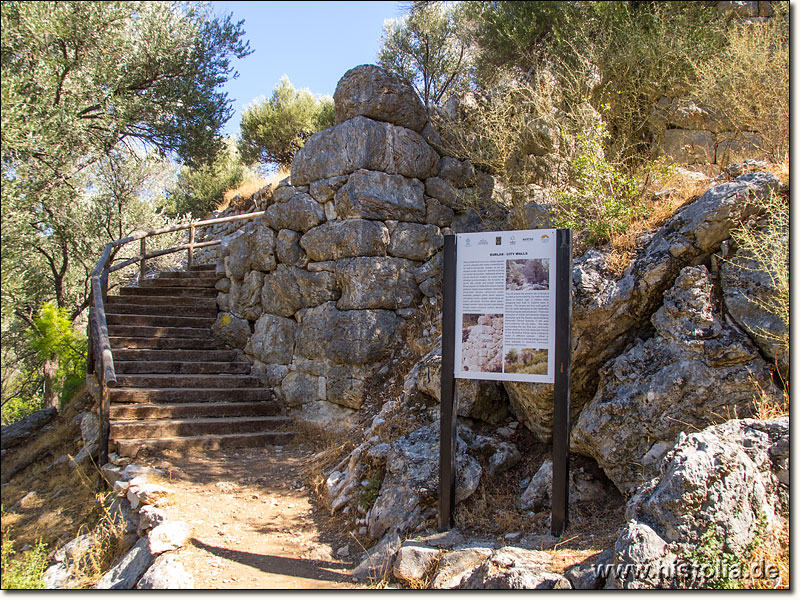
[43,354,59,411]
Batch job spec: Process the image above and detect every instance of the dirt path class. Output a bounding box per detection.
[139,443,367,589]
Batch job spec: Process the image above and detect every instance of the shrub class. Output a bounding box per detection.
[238,77,335,169]
[692,2,789,163]
[1,536,48,589]
[553,120,649,247]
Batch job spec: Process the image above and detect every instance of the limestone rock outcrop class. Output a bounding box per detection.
[606,417,788,589]
[571,265,779,495]
[504,171,780,442]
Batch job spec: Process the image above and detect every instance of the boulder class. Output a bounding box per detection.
[333,64,428,132]
[138,505,167,532]
[211,313,251,349]
[334,256,421,310]
[95,537,155,589]
[244,313,296,365]
[335,169,427,222]
[291,116,439,185]
[720,235,788,378]
[295,302,401,365]
[136,554,194,589]
[281,371,321,407]
[571,266,778,495]
[607,418,788,589]
[260,264,339,318]
[300,219,389,262]
[424,177,476,211]
[460,547,571,589]
[264,193,326,232]
[425,195,455,227]
[393,543,440,584]
[366,422,481,542]
[406,339,508,424]
[388,222,443,261]
[1,407,58,450]
[431,547,495,589]
[505,172,780,442]
[148,521,191,555]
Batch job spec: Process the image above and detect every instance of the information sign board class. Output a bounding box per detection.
[454,229,556,383]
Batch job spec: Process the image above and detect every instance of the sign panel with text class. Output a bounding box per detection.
[454,229,556,383]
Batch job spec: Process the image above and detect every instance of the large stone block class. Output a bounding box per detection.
[295,302,401,365]
[659,129,715,165]
[335,169,426,222]
[300,219,389,262]
[264,193,326,232]
[333,64,428,133]
[291,116,439,185]
[238,270,264,321]
[275,229,309,268]
[334,256,421,310]
[388,222,443,261]
[260,264,339,318]
[244,313,296,365]
[224,221,276,278]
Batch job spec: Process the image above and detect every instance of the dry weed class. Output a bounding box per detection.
[217,168,289,211]
[748,519,789,589]
[751,371,789,420]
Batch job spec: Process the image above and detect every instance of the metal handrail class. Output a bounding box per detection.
[88,210,264,463]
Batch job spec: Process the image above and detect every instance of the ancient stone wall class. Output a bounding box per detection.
[211,65,502,429]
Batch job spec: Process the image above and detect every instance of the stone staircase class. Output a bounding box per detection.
[105,264,292,457]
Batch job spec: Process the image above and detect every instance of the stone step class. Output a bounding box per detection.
[115,431,295,457]
[112,349,239,362]
[103,303,218,318]
[156,271,218,281]
[111,415,292,439]
[105,313,216,329]
[106,295,217,308]
[115,374,260,389]
[109,336,226,350]
[109,400,282,420]
[107,325,211,339]
[110,387,273,404]
[114,361,251,375]
[139,277,217,288]
[119,286,217,298]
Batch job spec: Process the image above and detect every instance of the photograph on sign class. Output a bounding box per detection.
[454,229,556,383]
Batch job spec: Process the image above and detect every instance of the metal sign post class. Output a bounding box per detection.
[551,229,572,536]
[438,229,572,536]
[439,235,458,531]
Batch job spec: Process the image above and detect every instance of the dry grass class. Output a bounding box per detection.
[748,520,789,589]
[603,167,712,276]
[751,371,789,420]
[217,168,289,212]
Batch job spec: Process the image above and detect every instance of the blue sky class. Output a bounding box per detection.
[210,1,408,137]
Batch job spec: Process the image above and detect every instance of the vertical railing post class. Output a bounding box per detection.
[140,238,147,282]
[100,269,109,305]
[188,224,195,270]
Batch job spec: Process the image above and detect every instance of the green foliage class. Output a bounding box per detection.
[680,517,768,589]
[693,2,789,162]
[378,1,472,106]
[238,77,335,169]
[1,536,49,589]
[165,139,247,218]
[359,474,384,510]
[466,2,724,165]
[27,302,86,389]
[554,120,648,245]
